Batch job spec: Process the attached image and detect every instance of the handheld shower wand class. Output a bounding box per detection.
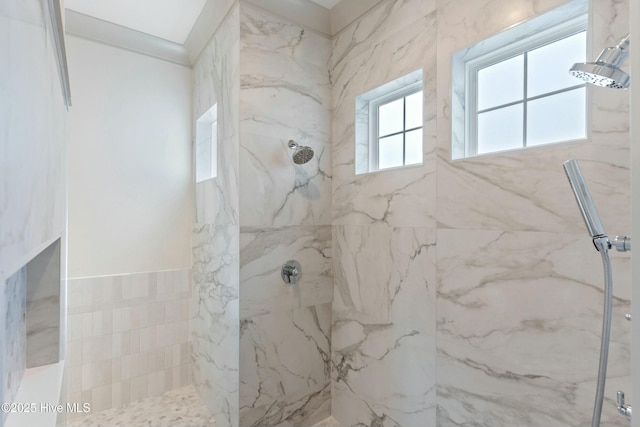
[563,159,612,427]
[563,159,608,242]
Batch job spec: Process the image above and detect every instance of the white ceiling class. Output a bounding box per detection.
[65,0,340,46]
[65,0,208,44]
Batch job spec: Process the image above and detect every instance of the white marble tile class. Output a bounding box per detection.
[436,0,630,234]
[0,10,66,284]
[192,223,240,427]
[192,5,241,427]
[436,229,631,427]
[331,225,436,427]
[1,267,27,426]
[238,4,332,228]
[240,133,332,227]
[331,9,438,228]
[239,226,332,318]
[331,0,437,70]
[240,304,331,427]
[239,4,331,140]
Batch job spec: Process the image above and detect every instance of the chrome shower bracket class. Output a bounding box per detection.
[617,391,632,420]
[613,235,631,252]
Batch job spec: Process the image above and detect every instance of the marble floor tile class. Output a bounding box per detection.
[66,385,215,427]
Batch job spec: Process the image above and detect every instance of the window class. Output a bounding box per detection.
[355,69,423,174]
[450,0,589,159]
[195,104,217,182]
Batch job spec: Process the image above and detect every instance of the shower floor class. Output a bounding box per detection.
[66,385,215,427]
[65,385,340,427]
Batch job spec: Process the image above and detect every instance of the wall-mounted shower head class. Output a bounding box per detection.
[288,140,314,165]
[569,34,630,89]
[563,159,607,239]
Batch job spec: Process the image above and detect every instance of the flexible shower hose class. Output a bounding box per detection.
[591,238,613,427]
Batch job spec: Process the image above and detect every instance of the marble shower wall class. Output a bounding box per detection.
[1,0,67,424]
[238,4,333,427]
[330,1,438,426]
[192,3,241,427]
[435,0,630,425]
[1,268,26,427]
[0,0,67,285]
[330,0,630,426]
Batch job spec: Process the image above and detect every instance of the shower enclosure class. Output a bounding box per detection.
[190,0,632,426]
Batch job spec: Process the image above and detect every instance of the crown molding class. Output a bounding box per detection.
[65,9,190,66]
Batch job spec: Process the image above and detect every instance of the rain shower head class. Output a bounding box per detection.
[569,34,630,89]
[563,159,607,239]
[288,140,314,165]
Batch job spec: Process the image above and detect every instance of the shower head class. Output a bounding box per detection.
[563,159,607,239]
[569,34,630,89]
[288,140,314,165]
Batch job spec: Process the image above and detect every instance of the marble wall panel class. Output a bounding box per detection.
[1,267,26,426]
[331,224,436,427]
[239,303,331,427]
[236,5,333,427]
[240,133,331,227]
[240,226,332,318]
[0,1,66,284]
[436,0,630,234]
[192,3,241,427]
[331,7,438,228]
[436,229,631,427]
[192,222,240,427]
[239,4,332,228]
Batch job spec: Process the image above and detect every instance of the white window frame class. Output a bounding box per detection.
[355,69,423,175]
[195,104,218,183]
[368,81,423,171]
[465,16,587,157]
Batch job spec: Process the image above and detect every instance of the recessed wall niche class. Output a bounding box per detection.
[26,239,62,368]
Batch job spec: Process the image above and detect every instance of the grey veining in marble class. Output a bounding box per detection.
[332,224,436,427]
[240,304,331,427]
[331,2,438,228]
[192,3,241,427]
[239,4,332,228]
[240,226,332,318]
[235,5,333,427]
[436,0,630,234]
[2,267,26,426]
[329,0,631,426]
[436,229,630,427]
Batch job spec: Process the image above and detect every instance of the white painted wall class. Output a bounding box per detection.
[66,36,193,278]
